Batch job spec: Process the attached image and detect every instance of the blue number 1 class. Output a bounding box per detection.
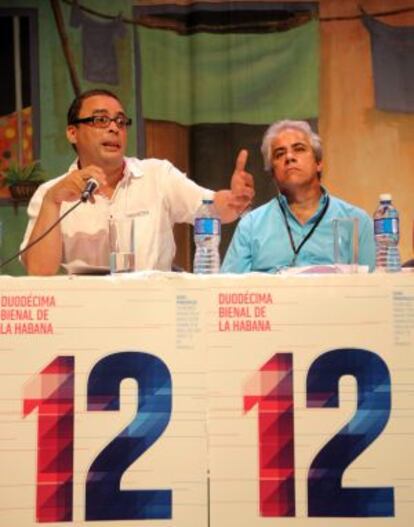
[85,351,172,520]
[307,348,394,517]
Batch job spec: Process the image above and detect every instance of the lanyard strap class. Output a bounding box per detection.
[277,195,330,266]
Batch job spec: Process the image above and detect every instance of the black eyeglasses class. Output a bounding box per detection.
[70,115,132,129]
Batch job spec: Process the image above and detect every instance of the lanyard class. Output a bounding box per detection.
[277,195,330,266]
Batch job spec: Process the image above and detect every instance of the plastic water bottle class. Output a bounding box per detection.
[374,193,401,272]
[193,199,221,274]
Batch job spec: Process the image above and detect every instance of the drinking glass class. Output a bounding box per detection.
[332,217,359,271]
[108,217,135,273]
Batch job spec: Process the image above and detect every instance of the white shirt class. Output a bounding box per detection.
[21,157,213,271]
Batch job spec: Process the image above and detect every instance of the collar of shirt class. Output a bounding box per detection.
[69,157,145,182]
[277,186,329,225]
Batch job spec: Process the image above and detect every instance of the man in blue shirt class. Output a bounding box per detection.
[221,120,375,273]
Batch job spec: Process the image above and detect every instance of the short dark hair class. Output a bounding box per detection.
[67,89,122,125]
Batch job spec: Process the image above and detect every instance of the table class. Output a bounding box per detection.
[1,272,413,526]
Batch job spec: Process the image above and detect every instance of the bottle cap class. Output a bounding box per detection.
[379,193,392,201]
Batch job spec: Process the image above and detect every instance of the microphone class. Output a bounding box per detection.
[1,178,100,270]
[81,178,99,202]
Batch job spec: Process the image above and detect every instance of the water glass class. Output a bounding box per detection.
[108,216,135,273]
[332,217,359,270]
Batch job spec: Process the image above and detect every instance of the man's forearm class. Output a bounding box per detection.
[23,197,63,275]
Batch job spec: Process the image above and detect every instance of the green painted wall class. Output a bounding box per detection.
[0,0,136,275]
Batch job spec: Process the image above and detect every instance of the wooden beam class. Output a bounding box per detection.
[50,0,81,97]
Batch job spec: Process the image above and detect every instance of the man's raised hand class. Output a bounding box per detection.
[230,149,255,215]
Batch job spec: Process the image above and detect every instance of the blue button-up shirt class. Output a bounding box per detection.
[221,192,375,273]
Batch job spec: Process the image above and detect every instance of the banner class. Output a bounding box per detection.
[139,21,319,125]
[0,272,413,526]
[363,12,414,113]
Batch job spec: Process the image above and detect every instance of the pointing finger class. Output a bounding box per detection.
[235,149,248,172]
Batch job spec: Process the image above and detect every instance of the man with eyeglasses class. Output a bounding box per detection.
[21,89,254,275]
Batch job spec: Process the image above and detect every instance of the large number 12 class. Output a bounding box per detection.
[23,351,172,522]
[244,348,394,518]
[23,347,395,521]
